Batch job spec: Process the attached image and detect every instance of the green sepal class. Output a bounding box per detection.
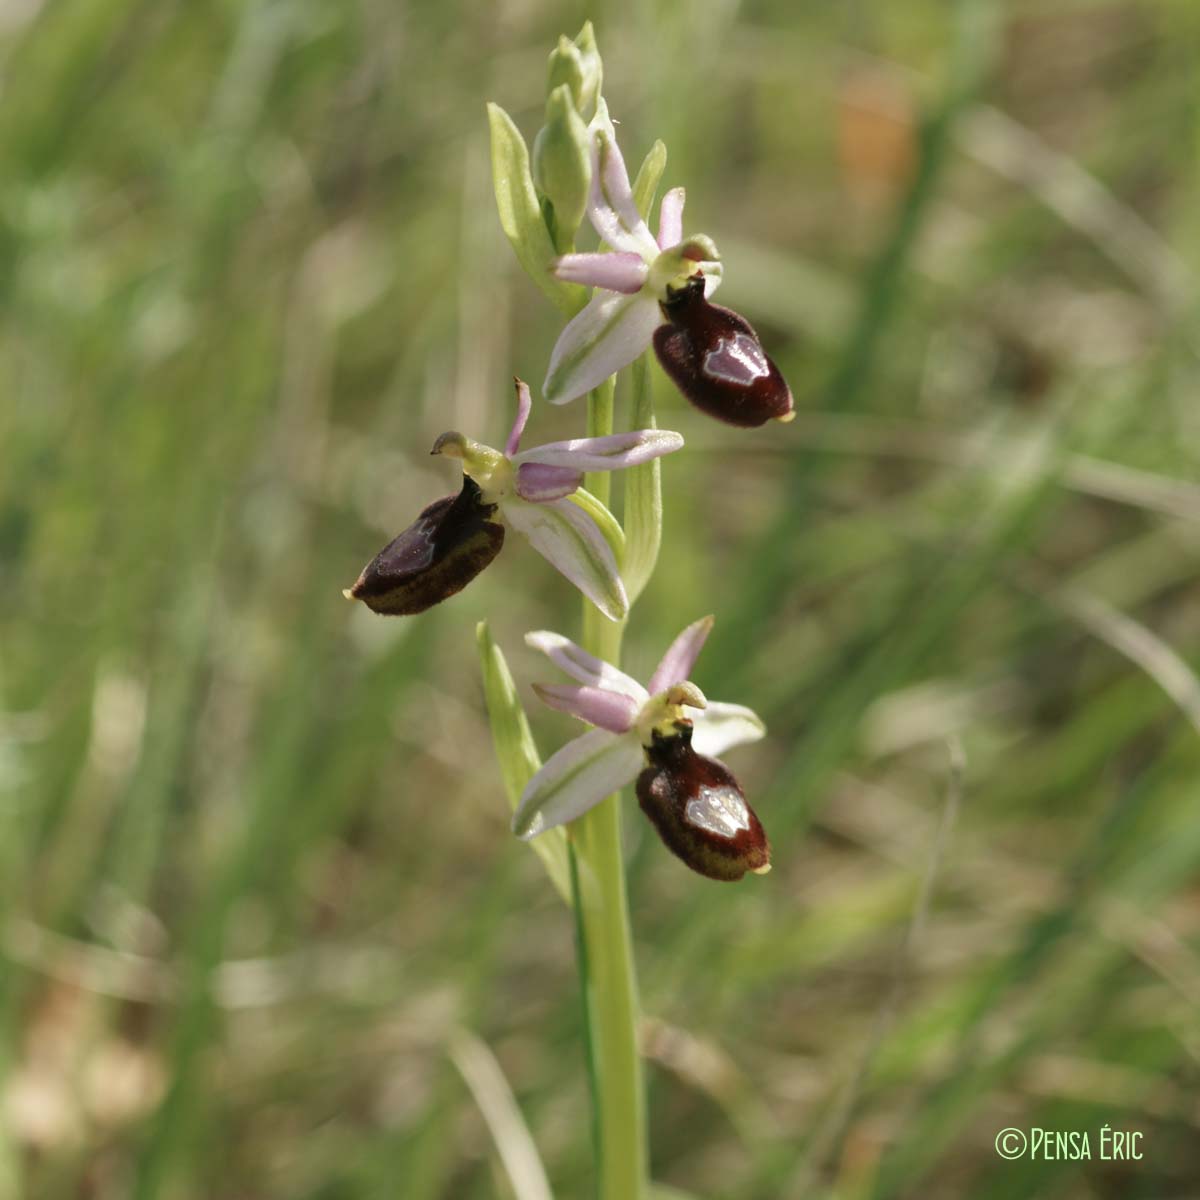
[486,102,585,315]
[631,139,667,223]
[533,85,592,254]
[476,621,570,902]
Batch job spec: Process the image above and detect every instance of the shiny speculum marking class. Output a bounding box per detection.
[685,784,752,839]
[703,333,770,386]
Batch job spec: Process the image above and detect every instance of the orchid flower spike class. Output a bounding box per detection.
[513,616,771,881]
[345,380,683,622]
[544,104,794,428]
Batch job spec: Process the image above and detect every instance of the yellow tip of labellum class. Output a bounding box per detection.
[342,588,356,601]
[751,862,772,875]
[776,410,796,424]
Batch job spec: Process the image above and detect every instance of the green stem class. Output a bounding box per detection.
[570,375,646,1200]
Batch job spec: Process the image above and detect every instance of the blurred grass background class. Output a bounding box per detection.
[3,0,1199,1196]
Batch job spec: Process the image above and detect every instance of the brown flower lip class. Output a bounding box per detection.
[636,721,771,882]
[345,476,504,616]
[652,275,794,429]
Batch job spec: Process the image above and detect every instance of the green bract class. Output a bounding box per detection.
[533,85,592,253]
[487,102,584,315]
[476,621,569,902]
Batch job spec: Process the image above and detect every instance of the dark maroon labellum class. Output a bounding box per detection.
[636,722,770,882]
[653,275,794,428]
[348,476,504,616]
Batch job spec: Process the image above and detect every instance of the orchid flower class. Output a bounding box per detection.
[513,616,771,881]
[543,105,794,428]
[346,380,683,622]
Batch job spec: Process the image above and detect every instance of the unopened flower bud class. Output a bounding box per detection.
[546,21,602,122]
[533,85,592,252]
[345,477,504,616]
[636,722,770,882]
[653,276,794,428]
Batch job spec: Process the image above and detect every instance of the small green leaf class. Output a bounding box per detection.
[487,103,585,315]
[476,621,570,901]
[632,139,667,223]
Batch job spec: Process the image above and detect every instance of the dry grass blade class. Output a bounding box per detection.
[685,415,1200,524]
[449,1028,555,1200]
[960,105,1193,319]
[1031,578,1200,738]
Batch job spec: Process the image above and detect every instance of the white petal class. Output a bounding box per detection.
[543,290,662,406]
[586,100,660,259]
[502,496,628,621]
[689,702,766,758]
[524,631,648,704]
[512,728,644,838]
[512,429,683,472]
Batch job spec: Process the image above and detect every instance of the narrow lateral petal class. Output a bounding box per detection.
[513,429,683,472]
[514,462,583,502]
[587,104,660,259]
[502,496,629,621]
[647,615,715,695]
[689,702,766,758]
[543,289,663,406]
[513,728,644,838]
[525,631,648,703]
[657,187,685,249]
[553,251,648,294]
[504,378,532,458]
[532,683,639,733]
